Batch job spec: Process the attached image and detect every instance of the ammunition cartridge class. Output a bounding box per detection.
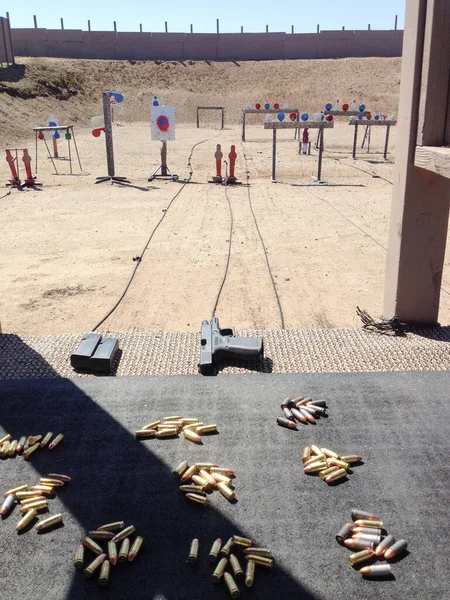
[173,460,189,477]
[360,564,392,577]
[291,408,307,423]
[156,429,178,438]
[212,557,228,582]
[180,418,199,425]
[185,493,208,505]
[0,433,11,445]
[300,409,315,424]
[184,428,203,444]
[98,521,125,532]
[229,554,244,578]
[35,513,63,531]
[282,407,295,420]
[304,461,328,473]
[290,395,305,403]
[224,572,240,598]
[336,522,354,544]
[188,538,199,563]
[141,420,160,430]
[354,520,383,529]
[160,420,183,428]
[0,441,9,458]
[302,447,311,462]
[209,538,222,562]
[325,468,348,483]
[220,537,235,557]
[280,398,290,409]
[48,473,71,483]
[40,432,53,448]
[340,455,362,464]
[310,445,322,456]
[31,486,53,495]
[183,422,204,430]
[28,435,42,445]
[84,553,106,577]
[108,541,118,565]
[353,527,383,535]
[48,434,64,450]
[16,508,38,531]
[301,405,320,416]
[352,533,381,543]
[135,429,157,439]
[99,559,110,586]
[384,539,407,560]
[180,465,198,482]
[118,538,130,562]
[307,399,327,407]
[374,535,396,556]
[111,525,135,543]
[294,396,309,406]
[20,496,45,506]
[74,543,85,568]
[210,467,235,478]
[23,437,32,452]
[196,424,217,435]
[344,539,376,551]
[194,462,219,469]
[327,458,350,471]
[128,536,143,561]
[304,454,327,466]
[305,405,327,415]
[23,443,40,460]
[83,537,104,555]
[245,559,255,588]
[4,485,29,497]
[245,554,273,568]
[7,440,18,456]
[232,535,252,548]
[192,474,208,488]
[218,482,236,501]
[40,478,64,487]
[320,447,339,459]
[351,509,380,522]
[199,470,218,488]
[179,485,206,495]
[211,473,232,486]
[163,415,184,421]
[243,547,272,557]
[0,494,16,515]
[88,530,115,540]
[16,491,40,500]
[319,466,340,480]
[276,417,297,430]
[20,499,47,513]
[348,549,375,566]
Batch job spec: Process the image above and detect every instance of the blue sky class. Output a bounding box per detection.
[5,1,406,33]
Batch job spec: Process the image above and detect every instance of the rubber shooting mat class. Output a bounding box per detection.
[0,372,449,600]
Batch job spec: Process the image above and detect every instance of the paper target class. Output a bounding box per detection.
[151,105,175,141]
[45,115,59,140]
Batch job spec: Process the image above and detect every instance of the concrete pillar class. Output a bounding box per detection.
[33,15,38,28]
[383,0,450,324]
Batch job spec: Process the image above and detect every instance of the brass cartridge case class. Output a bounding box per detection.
[156,429,178,438]
[320,447,339,459]
[232,535,252,548]
[340,455,363,464]
[209,538,222,562]
[210,467,235,478]
[180,418,199,425]
[141,420,160,430]
[199,470,218,488]
[185,493,208,505]
[83,537,104,555]
[173,460,189,477]
[111,525,135,543]
[47,473,71,483]
[194,462,219,469]
[74,543,85,568]
[16,491,40,500]
[88,530,115,540]
[229,554,244,578]
[183,428,202,444]
[218,482,236,501]
[211,473,232,486]
[327,458,350,471]
[0,433,11,445]
[35,513,63,531]
[31,486,53,495]
[21,500,47,513]
[0,441,9,458]
[301,447,311,462]
[348,549,375,566]
[319,466,340,480]
[354,520,383,529]
[191,474,208,488]
[28,435,42,445]
[245,559,255,588]
[304,461,328,473]
[351,509,380,522]
[243,547,272,557]
[108,541,118,565]
[325,468,348,483]
[40,478,64,487]
[224,572,240,598]
[212,557,228,583]
[128,536,143,561]
[48,434,64,449]
[118,538,130,562]
[220,537,234,557]
[40,432,53,448]
[179,485,206,495]
[20,496,45,506]
[16,508,38,531]
[374,535,396,556]
[17,436,27,453]
[304,454,327,466]
[163,415,184,421]
[99,559,110,586]
[196,424,217,435]
[135,429,157,439]
[188,538,199,563]
[98,521,125,532]
[4,484,28,497]
[180,465,198,482]
[7,440,18,456]
[23,443,40,460]
[84,553,106,577]
[245,554,273,568]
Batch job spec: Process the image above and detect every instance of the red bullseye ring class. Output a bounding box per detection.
[156,115,170,131]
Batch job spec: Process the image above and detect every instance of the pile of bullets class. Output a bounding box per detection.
[277,397,328,430]
[0,432,64,460]
[302,445,363,484]
[74,522,143,586]
[135,416,217,444]
[336,509,408,577]
[1,474,69,532]
[188,534,273,597]
[173,461,236,506]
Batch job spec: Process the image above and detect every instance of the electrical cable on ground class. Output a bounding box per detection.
[323,150,394,185]
[0,189,12,200]
[241,143,286,329]
[91,138,210,332]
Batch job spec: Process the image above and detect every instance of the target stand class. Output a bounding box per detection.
[95,92,130,186]
[148,141,179,182]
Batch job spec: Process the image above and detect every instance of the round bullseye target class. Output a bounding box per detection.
[156,115,170,131]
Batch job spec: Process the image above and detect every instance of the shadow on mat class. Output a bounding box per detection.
[0,345,318,600]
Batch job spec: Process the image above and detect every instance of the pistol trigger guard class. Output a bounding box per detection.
[219,328,234,337]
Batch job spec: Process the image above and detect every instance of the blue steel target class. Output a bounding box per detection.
[325,103,332,111]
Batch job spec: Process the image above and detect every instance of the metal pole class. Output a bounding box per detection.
[196,108,199,128]
[71,127,83,171]
[190,24,193,33]
[88,20,91,31]
[67,129,72,174]
[352,123,358,159]
[291,25,294,34]
[221,108,224,130]
[394,15,398,30]
[140,24,142,33]
[384,125,390,160]
[242,111,246,142]
[367,127,371,153]
[114,21,117,32]
[1,18,8,65]
[241,26,243,33]
[102,92,115,177]
[216,19,219,34]
[35,131,38,174]
[317,126,323,181]
[368,24,371,30]
[361,125,368,148]
[266,25,269,33]
[33,15,38,28]
[165,21,168,33]
[272,128,276,182]
[61,18,64,30]
[317,24,320,33]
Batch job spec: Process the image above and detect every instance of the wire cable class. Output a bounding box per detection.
[241,143,285,329]
[91,138,209,331]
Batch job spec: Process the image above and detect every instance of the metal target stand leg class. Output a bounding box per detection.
[148,141,179,182]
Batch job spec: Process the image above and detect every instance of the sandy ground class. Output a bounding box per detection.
[1,120,449,335]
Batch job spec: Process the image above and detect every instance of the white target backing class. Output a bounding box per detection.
[151,106,176,141]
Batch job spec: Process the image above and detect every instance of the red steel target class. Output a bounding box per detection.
[289,112,297,121]
[342,103,349,111]
[274,103,279,110]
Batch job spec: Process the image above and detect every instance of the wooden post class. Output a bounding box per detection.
[165,21,168,33]
[161,141,168,176]
[384,125,391,159]
[383,0,450,323]
[217,19,219,34]
[33,15,38,28]
[88,20,91,32]
[317,125,324,181]
[271,129,277,182]
[61,18,64,30]
[352,123,358,159]
[102,92,115,177]
[114,21,117,32]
